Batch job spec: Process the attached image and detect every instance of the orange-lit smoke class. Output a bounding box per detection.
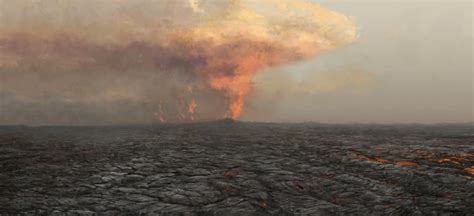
[169,0,357,118]
[0,0,357,124]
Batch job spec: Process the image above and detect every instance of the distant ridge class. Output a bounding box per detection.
[211,118,236,124]
[1,120,472,127]
[196,118,237,126]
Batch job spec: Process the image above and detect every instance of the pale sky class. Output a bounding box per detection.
[244,0,473,123]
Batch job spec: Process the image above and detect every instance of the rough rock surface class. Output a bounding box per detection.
[0,121,473,215]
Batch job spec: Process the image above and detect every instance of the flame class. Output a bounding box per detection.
[190,43,269,119]
[155,102,166,123]
[207,73,253,118]
[159,113,166,123]
[187,99,197,121]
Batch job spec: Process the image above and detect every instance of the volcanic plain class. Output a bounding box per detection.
[0,120,473,215]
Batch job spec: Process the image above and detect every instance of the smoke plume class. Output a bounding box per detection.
[0,0,357,125]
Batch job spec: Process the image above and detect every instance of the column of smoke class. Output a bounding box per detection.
[0,0,357,125]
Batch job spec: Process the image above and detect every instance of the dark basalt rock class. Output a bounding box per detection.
[0,123,472,215]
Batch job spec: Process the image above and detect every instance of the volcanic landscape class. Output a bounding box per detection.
[0,120,473,215]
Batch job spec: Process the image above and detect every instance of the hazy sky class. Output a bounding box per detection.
[244,0,473,123]
[0,0,472,124]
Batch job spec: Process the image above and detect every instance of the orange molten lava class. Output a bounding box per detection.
[396,161,418,167]
[465,166,474,175]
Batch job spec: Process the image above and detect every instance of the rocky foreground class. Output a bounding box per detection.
[0,121,473,215]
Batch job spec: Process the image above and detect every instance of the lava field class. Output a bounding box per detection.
[0,121,473,215]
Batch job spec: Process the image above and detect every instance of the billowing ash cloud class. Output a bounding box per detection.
[0,0,357,125]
